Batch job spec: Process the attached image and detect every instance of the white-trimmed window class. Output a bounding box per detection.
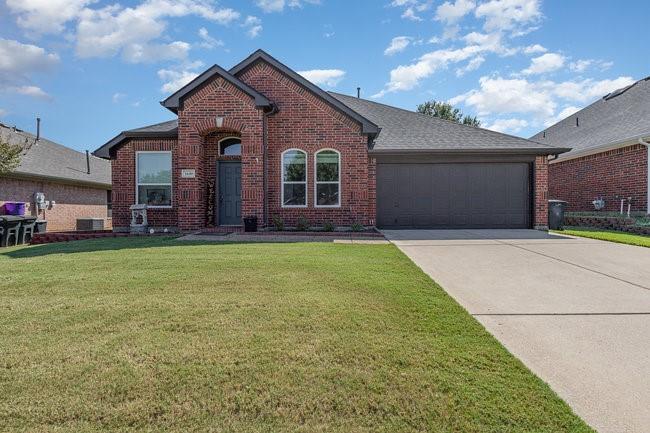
[315,149,340,207]
[281,149,307,207]
[136,151,172,207]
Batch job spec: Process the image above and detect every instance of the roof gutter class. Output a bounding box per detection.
[639,137,650,215]
[550,133,650,163]
[368,147,571,156]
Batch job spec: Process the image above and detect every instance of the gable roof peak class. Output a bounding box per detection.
[229,49,379,135]
[160,63,272,113]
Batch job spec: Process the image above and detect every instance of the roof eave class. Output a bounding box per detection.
[551,133,650,163]
[93,130,178,159]
[369,147,571,156]
[3,170,111,189]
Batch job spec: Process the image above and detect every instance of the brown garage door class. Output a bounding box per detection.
[377,163,531,229]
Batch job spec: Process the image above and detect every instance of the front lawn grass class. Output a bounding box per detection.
[558,227,650,248]
[0,238,592,432]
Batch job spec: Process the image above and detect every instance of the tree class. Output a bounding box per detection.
[417,100,481,127]
[0,140,22,175]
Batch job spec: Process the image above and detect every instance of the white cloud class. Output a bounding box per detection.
[487,118,529,133]
[6,0,94,34]
[450,76,556,118]
[384,36,412,56]
[8,85,52,100]
[198,27,224,49]
[297,69,345,87]
[112,92,126,103]
[374,31,513,96]
[474,0,542,33]
[522,52,565,75]
[0,108,7,117]
[569,59,592,73]
[75,1,239,62]
[401,7,423,21]
[450,75,636,127]
[243,16,263,38]
[0,39,59,98]
[435,0,475,24]
[549,76,635,103]
[157,61,203,94]
[456,56,485,76]
[0,39,60,81]
[523,44,546,54]
[255,0,320,13]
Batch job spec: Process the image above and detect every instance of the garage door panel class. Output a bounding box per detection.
[377,162,531,229]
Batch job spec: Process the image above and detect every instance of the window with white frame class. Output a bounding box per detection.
[315,149,340,207]
[136,151,172,207]
[281,149,307,207]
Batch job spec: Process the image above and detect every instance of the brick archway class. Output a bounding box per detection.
[194,118,246,137]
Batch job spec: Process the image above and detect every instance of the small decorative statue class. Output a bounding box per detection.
[130,204,148,233]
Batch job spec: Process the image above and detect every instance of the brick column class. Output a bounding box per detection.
[534,155,549,229]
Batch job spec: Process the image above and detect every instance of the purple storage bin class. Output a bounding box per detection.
[3,202,26,216]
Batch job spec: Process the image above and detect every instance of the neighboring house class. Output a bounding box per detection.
[532,76,650,214]
[95,49,568,232]
[0,122,112,232]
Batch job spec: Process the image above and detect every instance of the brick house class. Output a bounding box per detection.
[532,76,650,214]
[1,122,112,232]
[95,50,568,232]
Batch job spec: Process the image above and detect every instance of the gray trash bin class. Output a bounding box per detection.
[0,216,23,247]
[548,200,568,230]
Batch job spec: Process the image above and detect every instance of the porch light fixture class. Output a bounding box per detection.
[216,116,224,128]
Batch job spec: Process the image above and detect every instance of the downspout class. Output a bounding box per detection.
[639,138,650,214]
[262,104,279,228]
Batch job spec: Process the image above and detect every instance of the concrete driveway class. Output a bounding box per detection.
[383,229,650,433]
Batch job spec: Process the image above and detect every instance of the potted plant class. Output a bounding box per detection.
[243,215,258,232]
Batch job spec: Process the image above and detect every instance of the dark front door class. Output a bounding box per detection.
[218,161,242,225]
[377,162,531,229]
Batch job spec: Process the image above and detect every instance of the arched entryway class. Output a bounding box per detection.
[202,131,242,227]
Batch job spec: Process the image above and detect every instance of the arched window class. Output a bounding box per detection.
[315,149,340,207]
[281,149,307,207]
[219,137,241,156]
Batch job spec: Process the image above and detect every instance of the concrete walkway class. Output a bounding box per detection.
[383,229,650,433]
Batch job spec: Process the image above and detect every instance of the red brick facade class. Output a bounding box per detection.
[108,56,553,232]
[110,59,375,231]
[534,156,549,228]
[549,144,648,213]
[0,177,109,232]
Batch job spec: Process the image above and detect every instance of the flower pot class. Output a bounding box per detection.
[243,216,258,232]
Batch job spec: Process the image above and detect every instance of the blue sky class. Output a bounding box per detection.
[0,0,648,152]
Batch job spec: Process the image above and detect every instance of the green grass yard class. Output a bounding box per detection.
[558,228,650,248]
[0,238,592,432]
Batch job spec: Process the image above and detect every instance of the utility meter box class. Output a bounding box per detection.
[34,192,46,209]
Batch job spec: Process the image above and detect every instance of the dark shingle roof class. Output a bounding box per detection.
[531,77,650,157]
[1,123,111,188]
[330,92,567,154]
[94,119,178,158]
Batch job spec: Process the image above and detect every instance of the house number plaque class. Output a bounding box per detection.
[181,169,196,178]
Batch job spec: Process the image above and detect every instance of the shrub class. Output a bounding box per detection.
[323,221,335,232]
[272,215,284,231]
[351,222,363,232]
[296,216,310,231]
